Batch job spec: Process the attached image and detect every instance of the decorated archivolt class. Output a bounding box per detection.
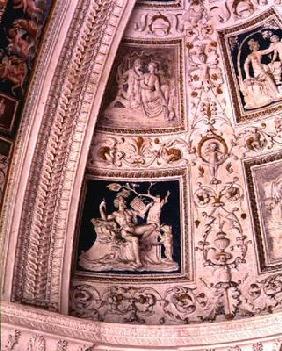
[0,0,282,328]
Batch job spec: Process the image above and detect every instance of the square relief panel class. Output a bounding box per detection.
[73,169,192,283]
[96,39,185,134]
[244,151,282,272]
[219,8,282,123]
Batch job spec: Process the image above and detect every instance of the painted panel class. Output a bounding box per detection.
[0,0,52,135]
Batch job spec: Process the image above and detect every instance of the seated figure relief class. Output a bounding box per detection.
[79,182,179,272]
[99,48,179,130]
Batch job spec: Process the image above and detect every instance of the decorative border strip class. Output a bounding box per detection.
[9,0,137,311]
[136,0,182,9]
[0,0,75,303]
[1,301,282,347]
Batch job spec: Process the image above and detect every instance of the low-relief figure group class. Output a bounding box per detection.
[79,181,179,273]
[240,31,282,109]
[98,45,180,131]
[219,11,282,122]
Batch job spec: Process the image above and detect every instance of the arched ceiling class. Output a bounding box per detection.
[1,0,282,334]
[69,0,282,325]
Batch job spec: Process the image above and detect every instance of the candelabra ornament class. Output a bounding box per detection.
[197,202,251,319]
[212,226,236,319]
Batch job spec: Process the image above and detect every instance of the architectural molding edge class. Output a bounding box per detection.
[1,0,137,311]
[1,301,282,347]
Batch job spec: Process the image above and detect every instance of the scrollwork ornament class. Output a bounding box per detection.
[57,339,68,351]
[3,0,282,329]
[236,121,282,155]
[77,346,94,351]
[88,135,188,169]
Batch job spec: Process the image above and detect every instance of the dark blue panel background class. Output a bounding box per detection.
[77,178,182,274]
[230,27,282,109]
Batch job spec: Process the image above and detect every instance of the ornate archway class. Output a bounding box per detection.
[1,0,282,349]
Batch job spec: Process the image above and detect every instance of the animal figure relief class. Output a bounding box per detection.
[79,183,179,273]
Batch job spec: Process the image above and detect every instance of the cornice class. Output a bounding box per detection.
[1,301,282,347]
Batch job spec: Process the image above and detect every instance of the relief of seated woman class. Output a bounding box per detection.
[79,195,158,271]
[79,191,179,273]
[139,62,175,121]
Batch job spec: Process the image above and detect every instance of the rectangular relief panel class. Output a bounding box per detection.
[219,8,282,123]
[73,169,192,282]
[96,39,185,134]
[244,151,282,272]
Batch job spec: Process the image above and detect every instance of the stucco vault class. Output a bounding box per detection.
[1,0,282,349]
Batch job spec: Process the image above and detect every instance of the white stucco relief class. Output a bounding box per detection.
[71,0,282,325]
[0,0,282,349]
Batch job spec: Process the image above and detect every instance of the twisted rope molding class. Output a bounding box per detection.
[6,0,136,310]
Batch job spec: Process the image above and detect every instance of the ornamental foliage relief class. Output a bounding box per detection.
[70,0,282,325]
[1,0,282,332]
